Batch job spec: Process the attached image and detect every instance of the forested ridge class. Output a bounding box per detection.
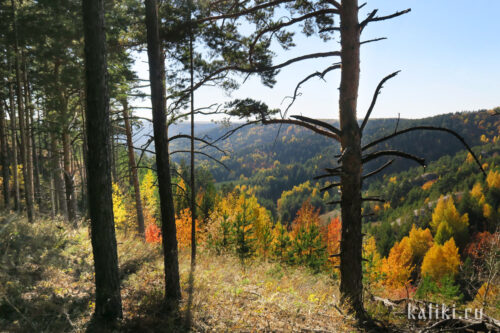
[0,0,499,332]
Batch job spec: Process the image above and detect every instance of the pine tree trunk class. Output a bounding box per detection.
[338,0,365,319]
[145,0,181,306]
[62,129,77,222]
[83,0,123,322]
[80,93,88,217]
[189,24,197,265]
[8,81,20,211]
[0,102,10,209]
[121,100,145,237]
[51,132,68,219]
[22,59,36,210]
[28,93,41,208]
[49,155,56,220]
[110,133,117,183]
[11,0,35,222]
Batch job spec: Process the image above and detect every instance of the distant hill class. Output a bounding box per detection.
[135,110,499,211]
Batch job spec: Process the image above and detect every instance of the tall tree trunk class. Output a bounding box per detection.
[22,58,36,210]
[110,133,117,182]
[51,132,68,219]
[48,151,56,220]
[11,0,35,222]
[145,0,181,306]
[0,102,10,209]
[338,0,364,319]
[62,129,77,222]
[28,91,41,208]
[189,23,197,265]
[83,0,123,322]
[80,92,88,217]
[121,100,145,237]
[8,80,20,211]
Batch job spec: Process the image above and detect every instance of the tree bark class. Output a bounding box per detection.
[8,80,20,211]
[11,0,35,222]
[338,0,364,319]
[62,129,77,222]
[50,132,68,219]
[189,19,197,266]
[27,87,41,208]
[145,0,182,306]
[83,0,123,322]
[121,100,145,237]
[110,132,117,183]
[0,101,10,209]
[22,58,36,210]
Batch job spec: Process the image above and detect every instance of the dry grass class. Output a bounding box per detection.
[0,215,360,332]
[122,248,357,332]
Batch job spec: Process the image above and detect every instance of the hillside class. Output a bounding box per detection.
[158,110,499,217]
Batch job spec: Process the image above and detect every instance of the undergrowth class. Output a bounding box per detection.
[0,215,361,332]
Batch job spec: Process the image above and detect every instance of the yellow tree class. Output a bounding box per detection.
[380,239,414,292]
[421,238,461,281]
[175,208,202,250]
[486,170,500,189]
[363,236,382,288]
[379,225,433,290]
[140,169,159,226]
[112,182,130,232]
[431,196,469,247]
[406,225,434,265]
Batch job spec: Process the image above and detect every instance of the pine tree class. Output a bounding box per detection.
[272,221,292,262]
[83,0,122,322]
[232,196,256,264]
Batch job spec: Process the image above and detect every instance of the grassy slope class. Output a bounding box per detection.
[0,216,357,332]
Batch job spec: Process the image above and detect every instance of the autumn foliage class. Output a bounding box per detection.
[430,195,469,247]
[325,217,341,266]
[421,238,461,281]
[145,223,162,243]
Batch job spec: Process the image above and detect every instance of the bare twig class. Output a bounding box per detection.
[360,71,400,133]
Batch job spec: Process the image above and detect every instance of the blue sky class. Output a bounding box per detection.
[133,0,500,121]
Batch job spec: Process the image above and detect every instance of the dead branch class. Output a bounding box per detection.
[283,64,341,115]
[210,120,261,146]
[362,150,425,167]
[362,159,394,179]
[262,118,340,142]
[360,71,400,133]
[362,126,486,176]
[168,134,228,155]
[170,150,230,170]
[360,8,411,29]
[360,37,387,45]
[313,172,342,180]
[290,115,341,136]
[362,197,386,203]
[320,182,341,192]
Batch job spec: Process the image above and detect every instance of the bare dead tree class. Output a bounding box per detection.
[219,0,486,322]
